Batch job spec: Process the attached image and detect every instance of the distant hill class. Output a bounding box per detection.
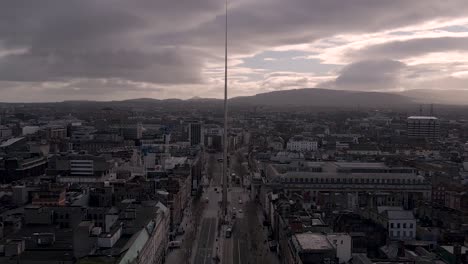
[399,89,468,105]
[229,88,413,107]
[120,98,161,103]
[187,96,220,103]
[3,88,467,107]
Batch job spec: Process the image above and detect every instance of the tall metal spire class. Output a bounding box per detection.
[222,0,228,218]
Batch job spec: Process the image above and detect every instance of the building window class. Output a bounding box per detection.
[390,223,394,228]
[403,223,406,228]
[409,231,413,237]
[397,223,401,228]
[403,231,406,237]
[410,223,414,228]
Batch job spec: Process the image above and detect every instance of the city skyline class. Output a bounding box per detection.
[2,1,468,101]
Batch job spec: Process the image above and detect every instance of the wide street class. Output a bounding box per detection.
[222,150,280,264]
[193,152,223,264]
[168,150,280,264]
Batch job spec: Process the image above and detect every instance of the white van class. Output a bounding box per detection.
[168,241,182,249]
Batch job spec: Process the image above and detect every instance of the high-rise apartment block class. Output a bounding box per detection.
[407,116,440,140]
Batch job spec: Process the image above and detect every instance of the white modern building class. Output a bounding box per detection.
[286,136,318,152]
[22,126,40,135]
[386,210,416,241]
[326,233,352,264]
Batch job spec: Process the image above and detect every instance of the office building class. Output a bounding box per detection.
[407,116,440,140]
[47,153,113,183]
[188,122,204,146]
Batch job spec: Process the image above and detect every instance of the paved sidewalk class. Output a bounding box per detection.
[166,198,205,264]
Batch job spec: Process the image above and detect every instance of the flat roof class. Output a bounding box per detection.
[408,116,438,120]
[387,210,415,220]
[294,233,333,251]
[335,162,388,169]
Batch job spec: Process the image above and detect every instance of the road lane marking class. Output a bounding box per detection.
[238,240,242,264]
[203,218,214,264]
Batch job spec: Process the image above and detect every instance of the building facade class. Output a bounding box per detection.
[407,116,440,140]
[188,122,204,146]
[287,137,318,152]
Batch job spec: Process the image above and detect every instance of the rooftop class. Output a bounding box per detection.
[386,210,415,220]
[294,233,334,252]
[0,137,25,148]
[407,116,438,120]
[334,162,388,169]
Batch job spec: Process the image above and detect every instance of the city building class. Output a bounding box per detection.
[47,153,114,183]
[31,184,67,206]
[22,126,40,136]
[264,162,431,211]
[407,116,440,140]
[0,154,47,183]
[325,233,352,263]
[188,122,204,146]
[386,210,416,241]
[45,126,67,140]
[289,232,337,264]
[286,136,318,152]
[0,126,12,140]
[119,122,143,140]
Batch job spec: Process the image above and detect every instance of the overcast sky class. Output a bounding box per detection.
[1,0,468,102]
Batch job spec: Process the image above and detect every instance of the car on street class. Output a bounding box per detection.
[168,241,182,249]
[238,199,243,204]
[226,227,232,238]
[238,209,243,214]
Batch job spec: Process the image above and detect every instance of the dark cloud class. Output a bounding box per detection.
[0,48,203,83]
[349,37,468,60]
[154,0,468,54]
[0,0,220,84]
[322,59,405,90]
[1,0,468,100]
